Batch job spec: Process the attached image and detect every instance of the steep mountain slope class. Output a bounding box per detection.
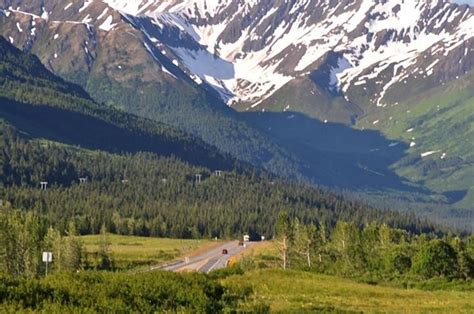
[93,0,471,218]
[0,1,303,179]
[91,0,473,119]
[0,36,239,171]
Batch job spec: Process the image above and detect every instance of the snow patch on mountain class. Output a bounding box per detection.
[79,0,93,13]
[330,57,352,92]
[97,8,109,20]
[99,15,116,31]
[421,150,441,158]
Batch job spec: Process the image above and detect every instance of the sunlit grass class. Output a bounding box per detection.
[80,234,213,270]
[224,269,474,313]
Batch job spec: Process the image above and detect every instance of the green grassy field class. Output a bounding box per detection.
[224,269,474,313]
[80,234,214,270]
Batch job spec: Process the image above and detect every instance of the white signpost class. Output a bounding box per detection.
[42,252,53,275]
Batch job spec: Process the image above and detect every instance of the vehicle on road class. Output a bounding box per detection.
[222,249,228,255]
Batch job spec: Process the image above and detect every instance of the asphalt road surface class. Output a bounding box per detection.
[157,241,254,273]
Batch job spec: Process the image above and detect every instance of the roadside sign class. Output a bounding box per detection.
[42,252,53,263]
[43,252,53,276]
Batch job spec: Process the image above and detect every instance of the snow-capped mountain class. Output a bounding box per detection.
[1,0,472,113]
[106,0,474,109]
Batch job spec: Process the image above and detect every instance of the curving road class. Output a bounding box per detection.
[156,241,253,273]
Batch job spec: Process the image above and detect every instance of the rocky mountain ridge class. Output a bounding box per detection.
[1,1,472,117]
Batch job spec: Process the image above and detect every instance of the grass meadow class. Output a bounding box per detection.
[80,234,214,270]
[224,269,474,313]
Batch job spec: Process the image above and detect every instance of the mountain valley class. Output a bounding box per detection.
[0,0,473,227]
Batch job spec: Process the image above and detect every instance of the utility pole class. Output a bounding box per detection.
[195,174,202,184]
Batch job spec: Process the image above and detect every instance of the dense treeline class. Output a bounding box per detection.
[0,125,437,239]
[269,212,474,282]
[0,212,471,313]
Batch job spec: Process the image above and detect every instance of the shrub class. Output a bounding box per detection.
[385,251,412,274]
[412,240,458,279]
[0,271,252,312]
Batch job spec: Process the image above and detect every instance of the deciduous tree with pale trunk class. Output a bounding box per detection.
[276,211,292,270]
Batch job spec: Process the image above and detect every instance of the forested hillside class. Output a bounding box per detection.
[0,4,306,181]
[0,125,434,238]
[0,36,239,171]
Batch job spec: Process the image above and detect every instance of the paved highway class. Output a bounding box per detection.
[157,241,253,273]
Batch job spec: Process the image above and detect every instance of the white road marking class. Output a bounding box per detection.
[206,258,223,273]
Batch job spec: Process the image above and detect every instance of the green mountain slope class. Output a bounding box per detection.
[79,73,304,179]
[235,72,473,230]
[357,70,474,225]
[0,36,239,171]
[0,12,304,181]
